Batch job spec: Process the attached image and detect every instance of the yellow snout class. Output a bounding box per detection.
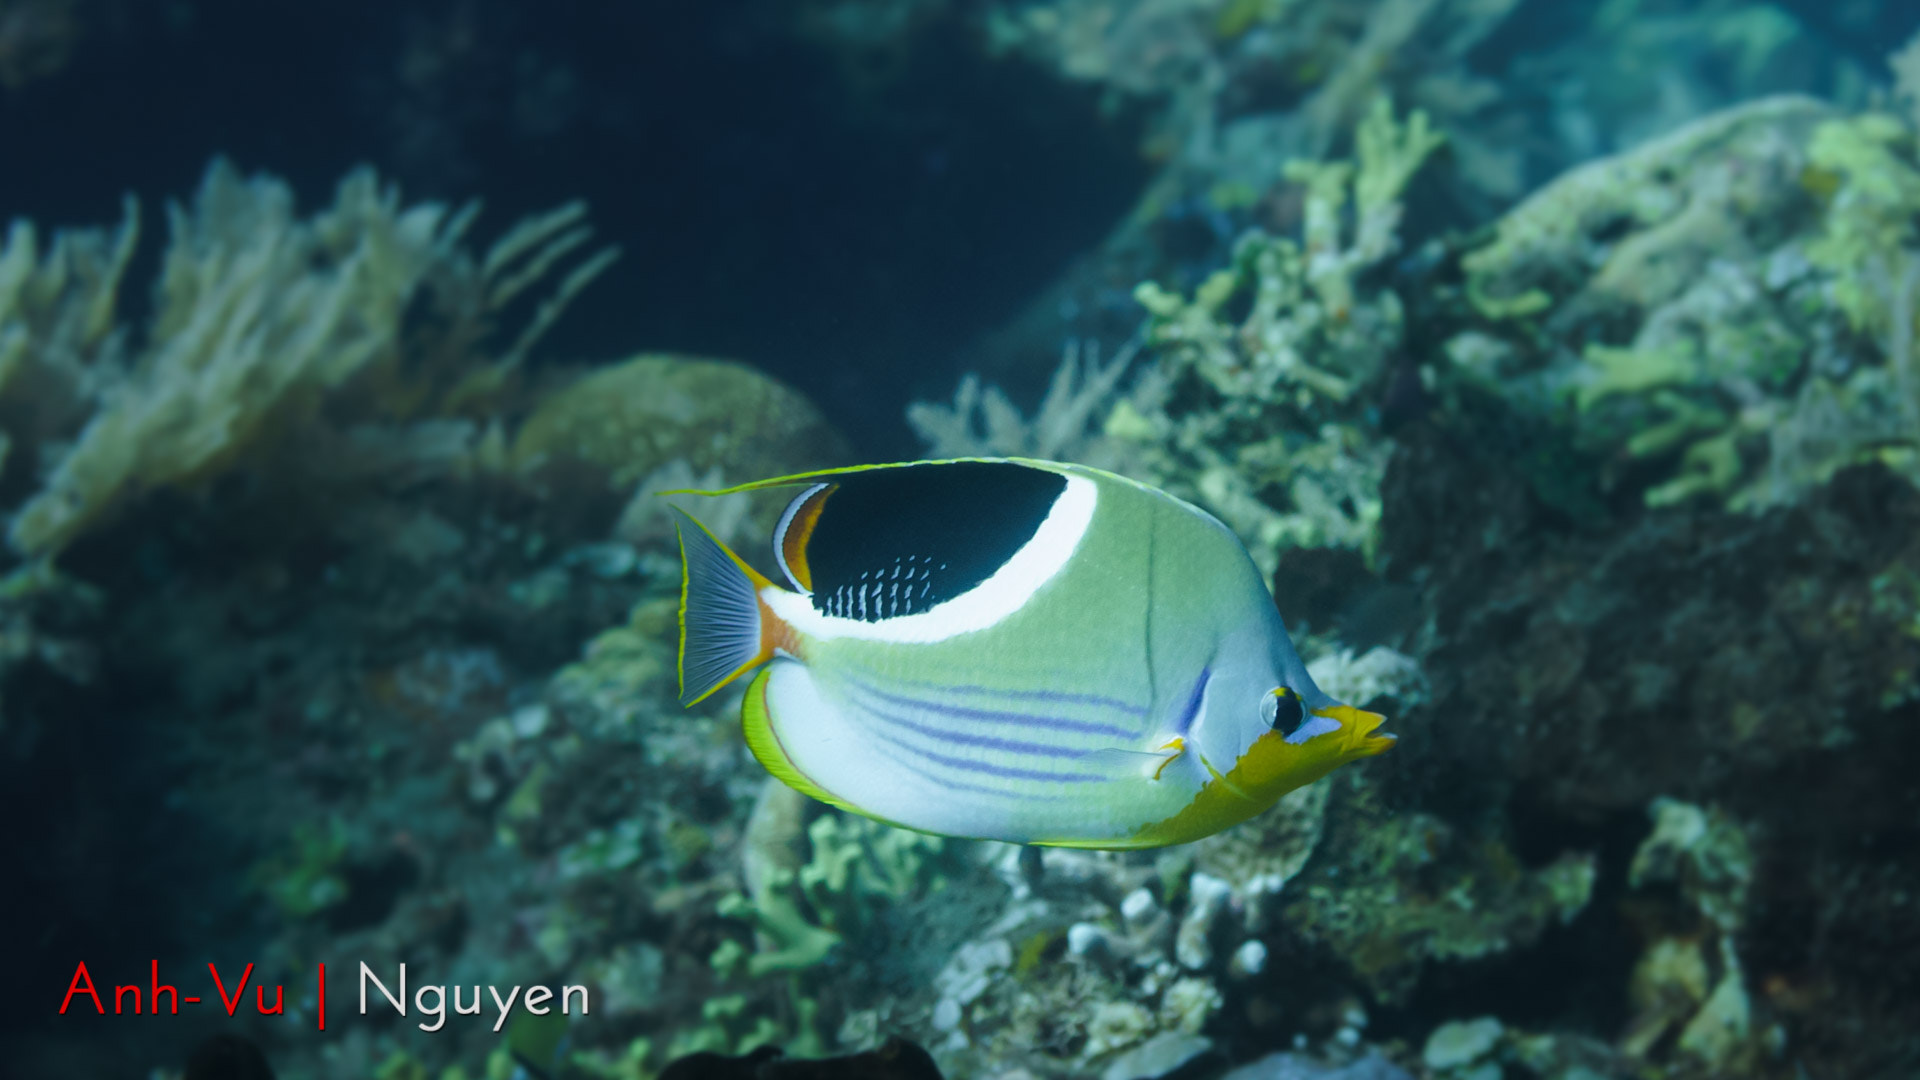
[1310,704,1397,759]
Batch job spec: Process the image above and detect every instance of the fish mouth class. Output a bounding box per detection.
[1310,704,1396,757]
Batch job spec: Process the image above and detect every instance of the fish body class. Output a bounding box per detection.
[673,458,1392,849]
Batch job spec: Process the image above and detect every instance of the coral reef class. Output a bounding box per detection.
[0,159,869,1080]
[19,9,1920,1080]
[1440,90,1920,514]
[899,77,1920,1080]
[949,0,1886,408]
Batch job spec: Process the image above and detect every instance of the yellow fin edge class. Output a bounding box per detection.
[740,666,924,835]
[656,456,1071,498]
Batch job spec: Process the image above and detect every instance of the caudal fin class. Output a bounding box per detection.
[673,507,777,706]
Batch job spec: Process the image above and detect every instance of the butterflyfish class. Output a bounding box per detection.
[671,458,1394,849]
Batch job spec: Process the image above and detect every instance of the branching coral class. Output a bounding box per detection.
[0,159,616,563]
[1125,99,1439,566]
[909,97,1438,574]
[1803,111,1920,332]
[1461,95,1831,322]
[906,337,1140,464]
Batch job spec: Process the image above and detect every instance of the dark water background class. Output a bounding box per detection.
[1,0,1154,455]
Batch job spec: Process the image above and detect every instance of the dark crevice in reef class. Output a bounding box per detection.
[0,642,243,1062]
[1371,797,1650,1042]
[0,469,640,1061]
[0,0,1154,457]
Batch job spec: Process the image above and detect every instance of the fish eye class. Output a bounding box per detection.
[1264,687,1304,733]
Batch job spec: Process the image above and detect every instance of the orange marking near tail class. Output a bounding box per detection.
[759,589,802,661]
[779,484,835,592]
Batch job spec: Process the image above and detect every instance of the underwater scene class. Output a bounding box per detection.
[6,1,1920,1078]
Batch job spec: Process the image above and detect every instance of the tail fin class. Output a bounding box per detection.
[673,507,778,706]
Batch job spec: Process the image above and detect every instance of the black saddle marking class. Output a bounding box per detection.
[806,462,1067,622]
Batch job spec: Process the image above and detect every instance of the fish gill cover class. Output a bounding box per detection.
[2,1,1918,1079]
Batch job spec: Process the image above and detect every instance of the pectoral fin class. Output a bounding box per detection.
[1082,737,1186,781]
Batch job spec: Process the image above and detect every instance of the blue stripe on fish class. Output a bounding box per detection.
[866,724,1108,784]
[860,732,1075,801]
[887,679,1151,717]
[1171,668,1210,738]
[841,673,1141,740]
[842,682,1104,759]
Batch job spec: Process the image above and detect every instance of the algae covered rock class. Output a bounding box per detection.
[1437,93,1920,514]
[1280,770,1598,1003]
[513,353,851,503]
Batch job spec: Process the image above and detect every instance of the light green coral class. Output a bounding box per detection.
[716,875,843,977]
[715,809,949,979]
[662,994,786,1061]
[1803,111,1920,333]
[1574,342,1700,413]
[568,1038,655,1080]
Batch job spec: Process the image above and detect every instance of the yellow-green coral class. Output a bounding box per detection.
[1289,96,1445,321]
[569,1038,655,1080]
[1574,342,1700,413]
[1804,112,1920,333]
[716,875,843,977]
[715,810,949,979]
